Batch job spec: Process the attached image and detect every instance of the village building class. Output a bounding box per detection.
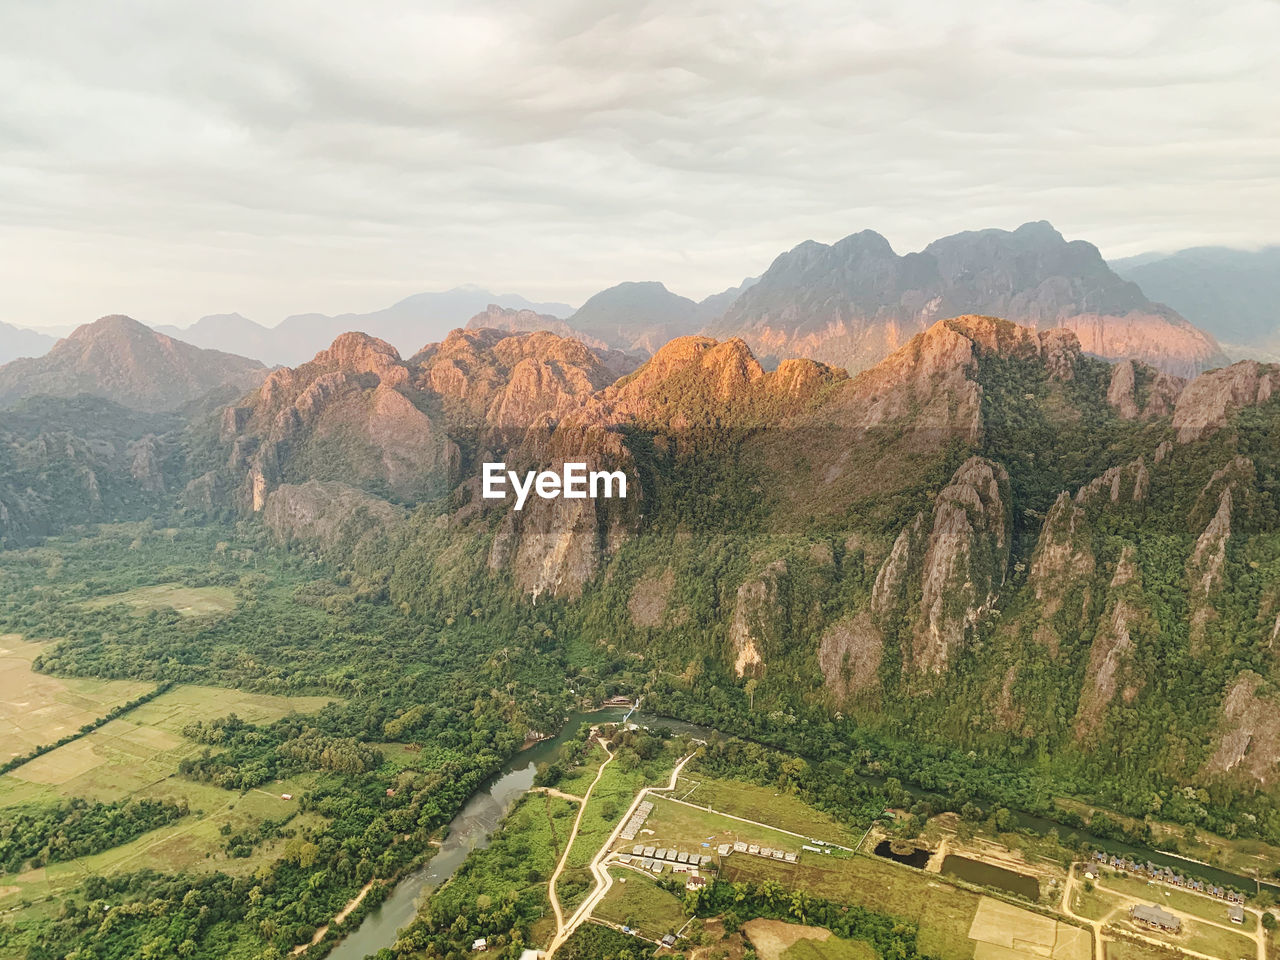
[1130,904,1181,933]
[1228,904,1245,924]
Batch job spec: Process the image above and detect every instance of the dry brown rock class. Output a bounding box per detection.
[1074,545,1147,742]
[1172,360,1280,442]
[818,610,883,701]
[1206,672,1280,784]
[729,560,787,678]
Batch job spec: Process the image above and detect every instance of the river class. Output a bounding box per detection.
[327,709,710,960]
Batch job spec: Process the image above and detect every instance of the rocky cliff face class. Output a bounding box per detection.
[0,397,179,543]
[1105,360,1184,420]
[710,221,1225,377]
[1027,492,1095,655]
[870,457,1011,674]
[465,304,609,352]
[728,560,787,678]
[1074,546,1149,742]
[262,480,406,557]
[0,315,266,412]
[221,332,458,511]
[1206,672,1280,785]
[414,327,624,434]
[1172,360,1280,442]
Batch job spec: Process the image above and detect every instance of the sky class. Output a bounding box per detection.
[3,0,1278,330]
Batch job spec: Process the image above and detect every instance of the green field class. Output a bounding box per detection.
[0,635,153,760]
[82,583,238,616]
[638,794,807,862]
[1180,918,1257,959]
[725,852,982,960]
[0,684,335,808]
[781,938,878,960]
[554,742,610,797]
[1070,884,1114,921]
[594,868,687,939]
[0,684,336,915]
[677,775,861,848]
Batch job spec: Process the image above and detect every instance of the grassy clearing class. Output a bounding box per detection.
[0,772,321,912]
[82,583,237,616]
[555,745,609,798]
[1099,873,1256,931]
[1180,918,1257,959]
[445,791,576,909]
[595,868,687,939]
[781,938,877,960]
[679,776,861,848]
[565,761,650,870]
[1070,884,1115,921]
[632,795,806,865]
[741,918,833,960]
[0,636,152,761]
[1102,939,1180,960]
[725,852,982,960]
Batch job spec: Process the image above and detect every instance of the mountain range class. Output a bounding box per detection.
[0,315,266,412]
[151,287,575,366]
[1112,246,1280,361]
[4,300,1280,812]
[0,321,56,365]
[185,314,1280,799]
[13,221,1262,382]
[709,221,1227,378]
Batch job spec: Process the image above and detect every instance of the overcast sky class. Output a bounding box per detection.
[3,0,1278,330]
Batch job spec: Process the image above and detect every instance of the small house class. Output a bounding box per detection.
[1228,904,1245,924]
[472,937,488,952]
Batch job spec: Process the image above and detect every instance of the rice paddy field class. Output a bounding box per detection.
[0,635,152,761]
[0,675,336,914]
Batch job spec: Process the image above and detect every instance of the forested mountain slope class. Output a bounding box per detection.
[186,315,1280,838]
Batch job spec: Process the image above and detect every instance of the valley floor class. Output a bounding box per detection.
[502,761,1277,960]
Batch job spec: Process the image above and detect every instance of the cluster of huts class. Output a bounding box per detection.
[716,840,798,863]
[622,845,714,875]
[1089,851,1244,904]
[619,801,654,842]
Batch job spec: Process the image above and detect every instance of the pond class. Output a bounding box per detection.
[941,854,1039,900]
[872,839,932,868]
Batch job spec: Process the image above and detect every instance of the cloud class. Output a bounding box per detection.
[1,0,1277,328]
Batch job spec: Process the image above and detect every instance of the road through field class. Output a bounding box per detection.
[546,740,614,941]
[546,753,694,957]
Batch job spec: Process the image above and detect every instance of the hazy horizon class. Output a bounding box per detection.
[4,0,1279,330]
